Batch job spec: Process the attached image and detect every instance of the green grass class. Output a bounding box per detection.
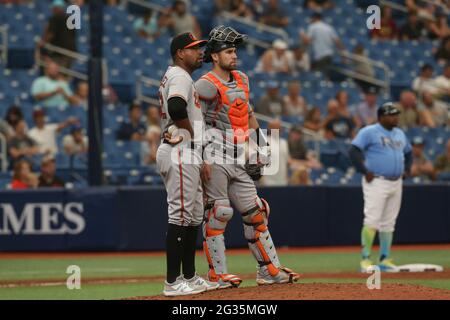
[0,248,449,299]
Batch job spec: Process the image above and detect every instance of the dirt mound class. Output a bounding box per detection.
[130,283,450,300]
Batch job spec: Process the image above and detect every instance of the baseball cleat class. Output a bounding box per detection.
[163,277,206,297]
[183,273,220,291]
[208,270,243,289]
[378,258,399,273]
[360,259,374,273]
[256,266,300,285]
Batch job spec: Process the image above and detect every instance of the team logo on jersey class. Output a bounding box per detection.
[381,136,403,149]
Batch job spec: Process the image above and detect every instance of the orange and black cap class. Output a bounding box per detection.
[170,33,207,58]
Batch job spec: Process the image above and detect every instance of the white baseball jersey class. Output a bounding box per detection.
[158,65,204,144]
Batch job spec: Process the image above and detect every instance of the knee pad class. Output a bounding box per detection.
[202,199,233,238]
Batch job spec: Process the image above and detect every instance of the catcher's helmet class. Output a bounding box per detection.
[204,26,248,63]
[377,102,401,118]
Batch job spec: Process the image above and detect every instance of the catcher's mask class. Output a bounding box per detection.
[204,26,248,63]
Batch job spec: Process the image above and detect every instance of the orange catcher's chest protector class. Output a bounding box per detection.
[201,70,250,143]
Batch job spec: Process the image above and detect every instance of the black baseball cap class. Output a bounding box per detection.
[377,102,400,117]
[170,32,207,58]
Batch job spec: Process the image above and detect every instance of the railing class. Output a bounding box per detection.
[218,11,290,44]
[121,0,165,13]
[0,25,8,65]
[35,42,109,84]
[0,132,8,172]
[136,75,160,106]
[380,0,437,21]
[332,50,391,95]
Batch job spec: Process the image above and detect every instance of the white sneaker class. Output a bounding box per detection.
[163,278,206,297]
[184,273,220,291]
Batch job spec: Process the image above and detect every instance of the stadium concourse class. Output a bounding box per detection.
[0,0,449,189]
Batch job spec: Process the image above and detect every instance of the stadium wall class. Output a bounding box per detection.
[0,185,449,251]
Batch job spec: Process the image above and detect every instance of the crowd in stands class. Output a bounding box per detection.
[1,0,450,189]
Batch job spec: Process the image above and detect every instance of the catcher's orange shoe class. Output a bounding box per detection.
[208,269,242,289]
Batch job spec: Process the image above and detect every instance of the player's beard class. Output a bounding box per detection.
[219,60,237,71]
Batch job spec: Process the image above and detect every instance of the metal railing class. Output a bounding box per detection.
[121,0,165,13]
[136,75,160,106]
[332,50,391,95]
[380,0,437,21]
[0,133,8,172]
[35,42,109,84]
[218,11,290,44]
[0,25,8,65]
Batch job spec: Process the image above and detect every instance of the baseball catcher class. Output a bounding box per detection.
[195,25,300,288]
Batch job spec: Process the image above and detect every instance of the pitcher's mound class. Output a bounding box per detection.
[129,283,450,300]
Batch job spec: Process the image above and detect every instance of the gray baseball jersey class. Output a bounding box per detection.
[156,65,204,227]
[195,70,257,213]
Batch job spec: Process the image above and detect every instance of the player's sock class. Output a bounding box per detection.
[379,231,393,262]
[182,225,199,280]
[166,223,187,283]
[361,226,376,260]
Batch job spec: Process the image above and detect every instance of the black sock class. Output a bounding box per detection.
[182,225,199,280]
[166,223,187,283]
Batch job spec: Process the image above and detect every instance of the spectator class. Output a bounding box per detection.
[412,64,439,95]
[31,61,77,108]
[433,63,450,98]
[73,81,89,108]
[8,120,40,165]
[288,125,322,169]
[370,6,398,40]
[434,139,450,174]
[289,167,311,185]
[290,46,311,73]
[142,106,162,165]
[28,109,79,156]
[324,99,356,140]
[249,0,265,19]
[303,107,324,138]
[229,0,254,18]
[395,90,421,129]
[435,36,450,64]
[352,44,376,93]
[167,0,202,39]
[426,12,450,40]
[133,9,161,39]
[256,81,285,116]
[300,12,343,73]
[39,0,77,68]
[418,91,449,127]
[117,103,147,141]
[335,90,352,118]
[63,126,88,156]
[410,136,435,181]
[260,0,289,27]
[4,105,26,137]
[283,81,307,117]
[352,88,378,127]
[38,155,65,188]
[260,119,289,186]
[255,39,294,74]
[11,160,38,190]
[405,0,436,21]
[0,118,11,141]
[304,0,334,10]
[399,10,426,41]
